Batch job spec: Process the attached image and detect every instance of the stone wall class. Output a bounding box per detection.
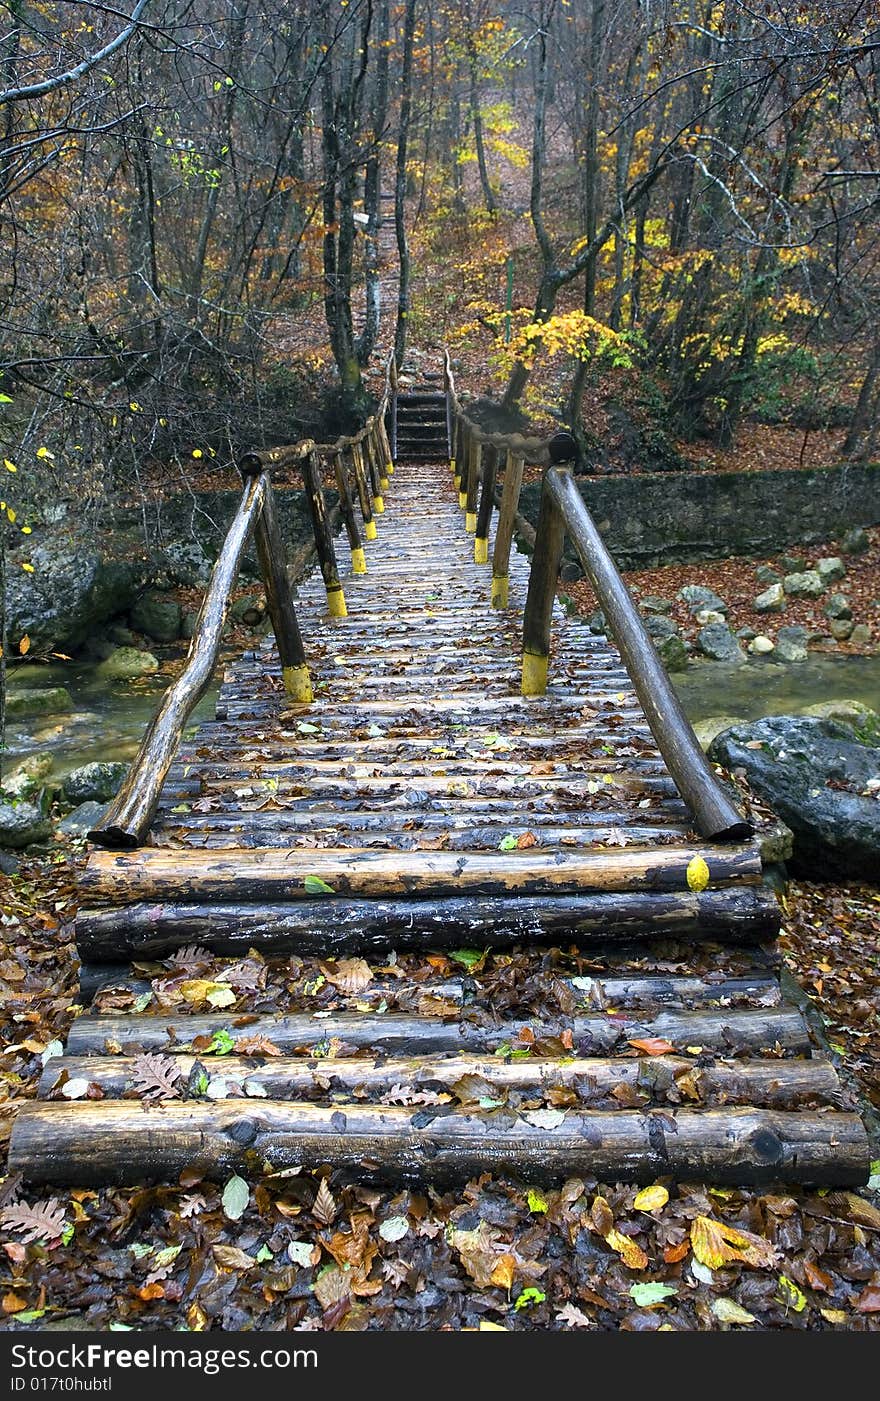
[518,462,879,570]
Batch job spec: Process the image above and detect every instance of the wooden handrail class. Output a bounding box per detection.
[522,466,751,841]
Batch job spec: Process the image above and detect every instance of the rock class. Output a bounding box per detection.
[57,800,106,837]
[696,622,745,662]
[692,716,742,751]
[4,539,150,653]
[95,647,160,680]
[638,596,675,614]
[754,583,785,613]
[708,716,880,881]
[0,800,52,849]
[677,584,727,615]
[830,619,854,642]
[816,556,845,585]
[106,623,137,647]
[841,526,870,555]
[645,615,679,642]
[824,593,852,621]
[229,594,266,625]
[755,565,781,586]
[559,560,583,582]
[1,754,54,800]
[161,541,214,587]
[129,591,183,643]
[748,635,775,656]
[782,570,824,599]
[757,820,794,865]
[775,625,809,662]
[780,554,806,573]
[180,611,198,641]
[694,608,726,626]
[850,623,873,646]
[656,634,688,671]
[802,701,880,744]
[0,851,20,874]
[736,626,757,642]
[62,762,128,804]
[587,611,606,636]
[5,687,73,717]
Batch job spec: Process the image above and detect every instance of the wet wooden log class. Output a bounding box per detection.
[64,1004,809,1057]
[474,444,498,564]
[532,468,751,842]
[331,449,366,575]
[10,1101,868,1187]
[74,886,781,960]
[39,1052,837,1109]
[492,450,524,608]
[251,476,312,703]
[465,436,481,533]
[301,448,347,616]
[80,843,764,904]
[350,442,377,541]
[363,426,385,513]
[521,476,566,697]
[88,475,266,850]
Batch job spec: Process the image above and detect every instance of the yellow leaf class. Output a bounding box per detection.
[179,979,232,1006]
[490,1254,516,1291]
[21,562,34,573]
[777,1275,807,1312]
[18,635,30,656]
[478,1321,508,1331]
[6,506,15,522]
[691,1215,777,1270]
[712,1297,756,1326]
[634,1185,669,1214]
[192,448,203,458]
[606,1229,648,1270]
[686,856,710,892]
[20,526,31,534]
[129,402,141,412]
[35,446,54,459]
[3,459,16,472]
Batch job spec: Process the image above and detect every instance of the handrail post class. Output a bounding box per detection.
[453,416,464,491]
[457,422,470,508]
[302,448,347,617]
[254,475,313,702]
[364,429,386,515]
[465,435,481,533]
[333,449,367,575]
[491,449,524,608]
[521,472,565,695]
[377,417,394,481]
[389,354,399,461]
[474,443,498,564]
[351,442,377,541]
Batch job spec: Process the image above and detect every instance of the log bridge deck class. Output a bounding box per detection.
[9,358,870,1187]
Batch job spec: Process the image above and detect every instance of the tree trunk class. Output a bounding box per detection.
[357,0,389,364]
[842,339,880,456]
[393,0,416,369]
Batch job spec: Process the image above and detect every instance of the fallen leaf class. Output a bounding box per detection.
[606,1229,648,1270]
[221,1175,249,1222]
[630,1281,677,1306]
[212,1245,256,1271]
[490,1254,516,1291]
[633,1185,669,1214]
[686,855,710,892]
[711,1297,757,1326]
[312,1178,337,1226]
[691,1215,778,1270]
[628,1038,675,1056]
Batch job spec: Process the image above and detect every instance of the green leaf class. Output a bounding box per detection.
[12,1310,46,1323]
[378,1215,409,1243]
[61,1222,75,1246]
[256,1245,274,1263]
[222,1174,250,1221]
[208,1027,236,1055]
[514,1287,546,1311]
[498,834,518,851]
[297,721,320,734]
[630,1282,678,1307]
[449,948,486,970]
[868,1159,880,1192]
[133,992,152,1012]
[0,393,13,403]
[304,875,335,895]
[527,1188,549,1214]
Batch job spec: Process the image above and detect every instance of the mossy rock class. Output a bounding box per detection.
[95,647,160,680]
[5,687,73,717]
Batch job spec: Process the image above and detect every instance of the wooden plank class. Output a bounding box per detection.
[10,1102,869,1186]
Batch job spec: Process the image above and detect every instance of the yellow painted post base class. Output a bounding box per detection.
[491,574,509,609]
[351,547,367,575]
[521,650,549,696]
[365,519,378,541]
[327,586,348,618]
[379,476,390,491]
[465,511,477,534]
[372,494,385,514]
[450,458,456,475]
[458,491,467,509]
[282,664,313,704]
[385,461,394,476]
[474,536,488,564]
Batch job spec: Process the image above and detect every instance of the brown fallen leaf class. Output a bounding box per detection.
[690,1215,778,1270]
[320,958,373,995]
[312,1178,338,1226]
[212,1245,257,1271]
[628,1038,676,1056]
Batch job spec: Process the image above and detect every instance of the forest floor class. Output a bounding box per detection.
[0,852,878,1334]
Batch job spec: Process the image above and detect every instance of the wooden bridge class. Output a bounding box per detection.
[9,357,869,1187]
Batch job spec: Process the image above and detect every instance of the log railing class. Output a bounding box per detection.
[90,357,396,849]
[443,351,749,842]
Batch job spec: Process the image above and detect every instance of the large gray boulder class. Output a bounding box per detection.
[0,801,52,849]
[95,647,159,681]
[129,591,182,643]
[697,622,745,662]
[4,540,149,652]
[62,762,128,804]
[677,584,728,616]
[783,570,824,599]
[708,716,880,880]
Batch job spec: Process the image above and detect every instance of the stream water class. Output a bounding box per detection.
[5,650,880,782]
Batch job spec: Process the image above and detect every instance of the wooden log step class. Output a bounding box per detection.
[153,820,694,851]
[38,1052,839,1110]
[159,773,679,804]
[10,1101,868,1186]
[164,754,670,783]
[64,1004,809,1057]
[80,843,763,905]
[75,887,780,960]
[156,794,689,823]
[180,728,662,759]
